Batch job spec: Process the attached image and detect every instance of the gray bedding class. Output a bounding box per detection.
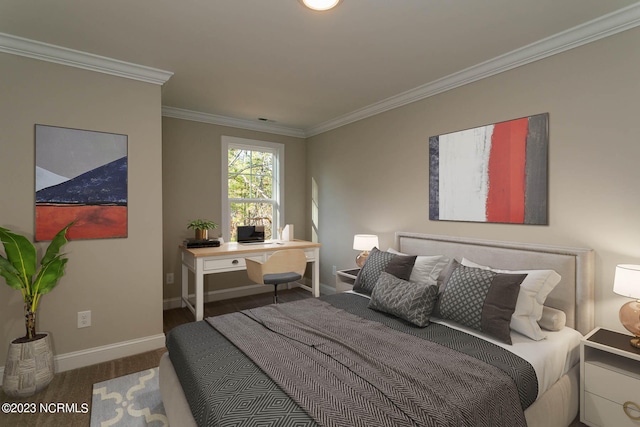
[165,293,537,427]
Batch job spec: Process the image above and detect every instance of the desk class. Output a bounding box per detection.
[180,240,321,320]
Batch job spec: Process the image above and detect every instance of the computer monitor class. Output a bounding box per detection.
[237,225,265,243]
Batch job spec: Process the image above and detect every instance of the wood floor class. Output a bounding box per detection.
[0,288,311,427]
[1,287,586,426]
[162,287,312,335]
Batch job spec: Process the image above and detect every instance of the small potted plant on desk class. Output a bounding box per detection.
[0,222,73,397]
[187,219,218,241]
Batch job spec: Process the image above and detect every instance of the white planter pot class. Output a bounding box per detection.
[2,333,54,398]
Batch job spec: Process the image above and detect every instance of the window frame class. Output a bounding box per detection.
[221,136,284,242]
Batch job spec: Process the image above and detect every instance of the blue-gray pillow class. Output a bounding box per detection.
[436,261,526,344]
[369,272,439,327]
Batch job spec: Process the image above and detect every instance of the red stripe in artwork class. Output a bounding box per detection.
[486,118,528,223]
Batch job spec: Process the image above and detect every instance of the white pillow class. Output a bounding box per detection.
[461,257,561,341]
[538,306,566,331]
[388,248,449,283]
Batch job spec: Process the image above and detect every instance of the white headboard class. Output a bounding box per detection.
[396,232,595,335]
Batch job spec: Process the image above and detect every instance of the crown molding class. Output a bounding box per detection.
[162,106,307,138]
[305,2,640,137]
[0,32,173,85]
[4,1,637,137]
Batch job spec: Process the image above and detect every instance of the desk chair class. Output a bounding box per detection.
[246,249,307,304]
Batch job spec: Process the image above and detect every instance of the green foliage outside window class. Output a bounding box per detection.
[228,148,275,240]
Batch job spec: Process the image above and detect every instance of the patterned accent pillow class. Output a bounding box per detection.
[369,272,439,327]
[387,248,450,285]
[436,261,526,344]
[461,258,561,340]
[353,248,396,295]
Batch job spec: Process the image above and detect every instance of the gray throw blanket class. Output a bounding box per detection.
[208,298,526,427]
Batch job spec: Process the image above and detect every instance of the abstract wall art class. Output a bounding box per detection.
[35,125,128,240]
[429,113,548,225]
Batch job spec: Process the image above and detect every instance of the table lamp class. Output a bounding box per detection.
[613,264,640,348]
[353,234,378,268]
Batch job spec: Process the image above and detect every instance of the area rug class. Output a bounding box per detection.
[91,367,168,427]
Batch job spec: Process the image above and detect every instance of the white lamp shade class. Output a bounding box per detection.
[613,264,640,299]
[353,234,379,251]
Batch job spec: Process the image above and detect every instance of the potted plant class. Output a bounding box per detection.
[0,222,72,397]
[187,219,218,240]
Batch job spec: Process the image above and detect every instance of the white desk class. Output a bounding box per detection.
[180,240,321,320]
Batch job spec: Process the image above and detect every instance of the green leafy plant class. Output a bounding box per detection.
[0,223,73,340]
[187,219,218,230]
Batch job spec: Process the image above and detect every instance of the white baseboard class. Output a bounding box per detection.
[320,282,336,295]
[0,281,338,386]
[163,280,333,310]
[163,283,270,310]
[0,333,166,387]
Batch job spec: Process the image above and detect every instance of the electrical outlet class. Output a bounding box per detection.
[78,310,91,328]
[166,273,174,284]
[332,265,337,276]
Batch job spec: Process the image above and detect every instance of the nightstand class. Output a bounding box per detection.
[335,268,360,293]
[580,327,640,427]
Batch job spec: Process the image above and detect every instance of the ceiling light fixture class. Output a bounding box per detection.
[300,0,341,11]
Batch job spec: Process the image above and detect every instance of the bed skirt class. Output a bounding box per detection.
[159,353,197,427]
[159,352,579,427]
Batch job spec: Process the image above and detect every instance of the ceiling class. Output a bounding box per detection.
[1,0,639,136]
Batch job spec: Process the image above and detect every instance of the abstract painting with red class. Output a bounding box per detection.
[429,113,548,225]
[35,125,128,241]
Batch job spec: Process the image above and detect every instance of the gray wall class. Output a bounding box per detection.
[161,117,307,301]
[307,27,640,334]
[3,23,636,370]
[0,53,164,366]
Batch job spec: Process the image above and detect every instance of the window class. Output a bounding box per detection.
[221,136,284,242]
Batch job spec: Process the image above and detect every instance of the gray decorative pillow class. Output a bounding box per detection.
[369,272,439,327]
[384,254,417,281]
[353,247,396,295]
[387,249,449,285]
[436,261,526,344]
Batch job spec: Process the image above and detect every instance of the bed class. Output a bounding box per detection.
[160,232,594,427]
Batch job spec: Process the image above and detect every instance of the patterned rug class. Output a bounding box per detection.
[91,367,168,427]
